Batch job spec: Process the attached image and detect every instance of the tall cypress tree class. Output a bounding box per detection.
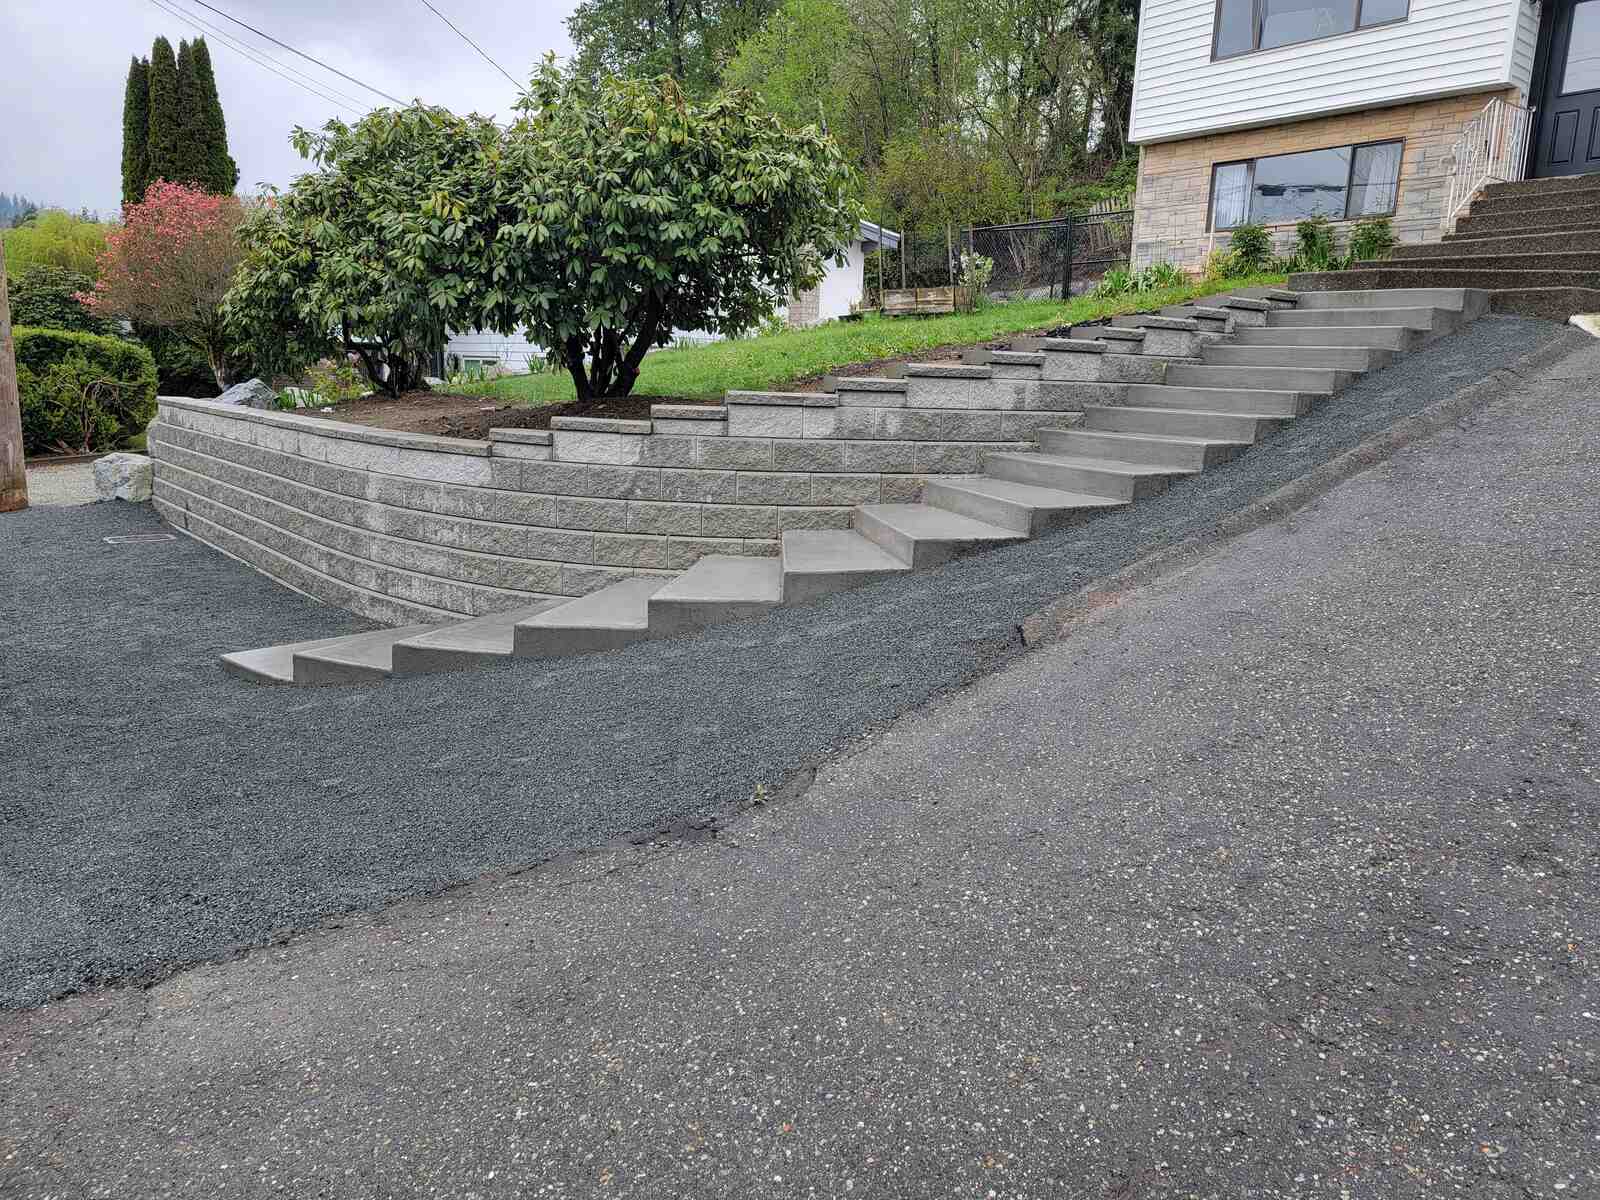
[174,39,203,186]
[189,39,239,193]
[146,36,182,186]
[121,56,151,206]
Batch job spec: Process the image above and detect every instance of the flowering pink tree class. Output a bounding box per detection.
[80,181,244,390]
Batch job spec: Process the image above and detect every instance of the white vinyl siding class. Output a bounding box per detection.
[1131,0,1529,144]
[1508,0,1541,97]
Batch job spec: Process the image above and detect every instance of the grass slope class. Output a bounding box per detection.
[473,274,1289,406]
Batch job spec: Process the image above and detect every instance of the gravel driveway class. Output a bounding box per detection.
[0,315,1585,1011]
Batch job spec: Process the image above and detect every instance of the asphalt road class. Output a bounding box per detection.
[1,335,1596,1196]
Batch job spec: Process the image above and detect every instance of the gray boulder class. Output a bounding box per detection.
[216,378,280,410]
[94,453,154,503]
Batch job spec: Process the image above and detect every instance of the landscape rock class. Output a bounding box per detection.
[216,378,280,410]
[93,453,154,503]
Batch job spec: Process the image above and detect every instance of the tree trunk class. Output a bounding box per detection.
[564,334,594,402]
[0,239,29,514]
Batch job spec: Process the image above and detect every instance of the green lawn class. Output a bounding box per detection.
[472,273,1290,406]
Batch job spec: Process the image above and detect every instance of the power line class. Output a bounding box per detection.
[417,0,523,91]
[179,0,408,106]
[146,0,368,114]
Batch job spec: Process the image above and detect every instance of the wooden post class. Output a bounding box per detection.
[0,237,28,514]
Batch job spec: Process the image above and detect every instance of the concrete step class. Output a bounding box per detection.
[1071,325,1147,353]
[1482,173,1600,199]
[513,576,666,659]
[1455,205,1600,235]
[1232,325,1417,351]
[221,631,377,684]
[1110,314,1201,332]
[290,624,441,685]
[1082,404,1288,443]
[1413,230,1600,258]
[648,555,783,635]
[391,599,566,676]
[780,530,909,602]
[828,376,909,399]
[1487,286,1600,319]
[1159,305,1230,332]
[1444,220,1600,247]
[922,475,1128,534]
[1201,343,1394,371]
[1039,427,1249,470]
[1383,249,1600,272]
[1164,362,1354,393]
[1286,287,1484,313]
[1304,265,1600,293]
[983,451,1188,500]
[1467,188,1600,217]
[1268,305,1456,333]
[852,504,1025,568]
[1124,382,1314,417]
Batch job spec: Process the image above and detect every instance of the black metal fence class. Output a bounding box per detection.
[964,210,1133,300]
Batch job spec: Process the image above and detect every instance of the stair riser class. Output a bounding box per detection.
[1125,384,1312,416]
[1410,233,1600,258]
[1455,207,1600,234]
[781,567,904,604]
[1287,287,1482,313]
[291,656,391,686]
[1082,407,1283,442]
[512,625,653,659]
[1385,250,1600,271]
[1233,327,1415,351]
[390,646,505,677]
[850,508,1014,569]
[983,454,1167,500]
[1164,365,1351,392]
[1324,267,1600,291]
[1202,345,1390,370]
[1483,175,1600,199]
[1488,287,1600,319]
[1037,429,1239,470]
[1467,190,1600,217]
[648,598,781,637]
[1269,308,1452,333]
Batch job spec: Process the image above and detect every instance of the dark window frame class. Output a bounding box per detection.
[1207,137,1405,231]
[1211,0,1412,62]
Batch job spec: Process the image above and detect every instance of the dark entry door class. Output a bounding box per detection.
[1536,0,1600,177]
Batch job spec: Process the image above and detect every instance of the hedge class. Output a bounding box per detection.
[13,327,159,456]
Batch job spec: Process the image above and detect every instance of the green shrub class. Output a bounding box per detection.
[1204,248,1241,281]
[8,267,119,337]
[1228,223,1272,272]
[134,324,223,398]
[1091,266,1135,299]
[1349,216,1397,263]
[1138,262,1187,290]
[1,210,114,276]
[13,328,158,455]
[1295,216,1337,270]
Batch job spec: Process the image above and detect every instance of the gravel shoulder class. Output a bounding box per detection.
[0,315,1586,1013]
[1,327,1595,1197]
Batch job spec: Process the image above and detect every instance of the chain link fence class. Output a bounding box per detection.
[964,210,1134,301]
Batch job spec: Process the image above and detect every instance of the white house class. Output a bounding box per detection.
[1128,0,1595,269]
[444,220,901,376]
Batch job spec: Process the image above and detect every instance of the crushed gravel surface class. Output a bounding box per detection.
[0,315,1583,1011]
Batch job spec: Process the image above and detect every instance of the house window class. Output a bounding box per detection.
[1213,0,1410,59]
[1209,139,1404,229]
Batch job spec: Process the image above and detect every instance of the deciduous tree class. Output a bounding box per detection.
[80,181,244,390]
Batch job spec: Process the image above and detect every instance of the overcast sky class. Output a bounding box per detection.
[1,0,578,216]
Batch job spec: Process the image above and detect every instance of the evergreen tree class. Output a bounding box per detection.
[175,39,203,186]
[121,56,151,206]
[146,36,183,186]
[189,39,238,193]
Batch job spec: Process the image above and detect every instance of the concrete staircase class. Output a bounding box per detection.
[1291,173,1600,318]
[223,286,1488,684]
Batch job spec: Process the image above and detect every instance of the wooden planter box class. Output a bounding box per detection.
[881,286,957,316]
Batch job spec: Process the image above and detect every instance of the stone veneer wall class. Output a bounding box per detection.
[1131,87,1524,272]
[148,375,1092,624]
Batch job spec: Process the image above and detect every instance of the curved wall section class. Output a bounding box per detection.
[147,386,1073,623]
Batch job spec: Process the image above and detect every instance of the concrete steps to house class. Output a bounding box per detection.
[222,285,1482,687]
[1455,204,1600,236]
[1419,228,1600,258]
[1386,250,1600,273]
[780,529,909,602]
[392,600,566,676]
[1466,189,1600,218]
[921,476,1128,534]
[1482,172,1600,199]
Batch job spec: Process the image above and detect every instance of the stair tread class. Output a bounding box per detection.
[397,600,565,655]
[855,503,1024,541]
[1129,382,1309,397]
[1060,427,1247,448]
[987,451,1194,476]
[782,529,909,572]
[293,624,441,672]
[221,631,376,683]
[1094,404,1300,421]
[652,554,783,604]
[932,476,1129,509]
[523,576,667,632]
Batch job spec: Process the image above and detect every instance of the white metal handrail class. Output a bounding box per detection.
[1443,97,1534,234]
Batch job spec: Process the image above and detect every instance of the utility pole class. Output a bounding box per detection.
[0,236,28,514]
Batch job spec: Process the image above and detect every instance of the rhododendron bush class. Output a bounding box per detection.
[80,180,243,390]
